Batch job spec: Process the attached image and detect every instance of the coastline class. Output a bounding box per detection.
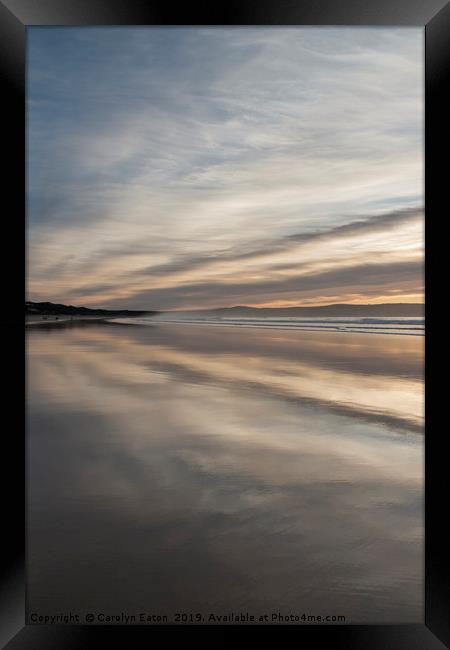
[26,315,111,327]
[25,310,425,337]
[111,315,425,336]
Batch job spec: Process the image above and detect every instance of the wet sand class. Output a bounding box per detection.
[27,322,423,623]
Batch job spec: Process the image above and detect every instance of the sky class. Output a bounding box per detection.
[27,27,424,311]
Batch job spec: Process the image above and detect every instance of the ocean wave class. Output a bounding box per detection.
[111,315,425,336]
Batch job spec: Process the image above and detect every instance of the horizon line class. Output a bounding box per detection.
[26,299,425,312]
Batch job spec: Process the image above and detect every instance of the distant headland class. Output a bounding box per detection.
[26,301,157,317]
[187,303,425,317]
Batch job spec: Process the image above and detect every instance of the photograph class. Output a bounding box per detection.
[26,26,424,626]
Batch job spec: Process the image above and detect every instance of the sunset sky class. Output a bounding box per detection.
[27,27,423,311]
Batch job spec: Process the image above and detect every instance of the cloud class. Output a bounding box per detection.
[101,259,423,311]
[27,27,423,309]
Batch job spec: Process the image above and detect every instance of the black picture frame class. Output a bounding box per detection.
[1,1,448,647]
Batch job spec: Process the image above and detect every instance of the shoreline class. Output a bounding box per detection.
[26,314,425,336]
[26,315,111,327]
[111,317,424,336]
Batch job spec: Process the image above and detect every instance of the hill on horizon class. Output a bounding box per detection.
[184,303,424,317]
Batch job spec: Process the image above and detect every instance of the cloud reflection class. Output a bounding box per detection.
[28,323,423,622]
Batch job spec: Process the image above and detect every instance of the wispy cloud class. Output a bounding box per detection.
[27,27,423,309]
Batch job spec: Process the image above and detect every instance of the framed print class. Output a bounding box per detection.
[1,1,448,648]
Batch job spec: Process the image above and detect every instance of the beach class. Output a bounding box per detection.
[27,320,424,623]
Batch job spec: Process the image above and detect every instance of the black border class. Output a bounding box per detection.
[1,1,448,647]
